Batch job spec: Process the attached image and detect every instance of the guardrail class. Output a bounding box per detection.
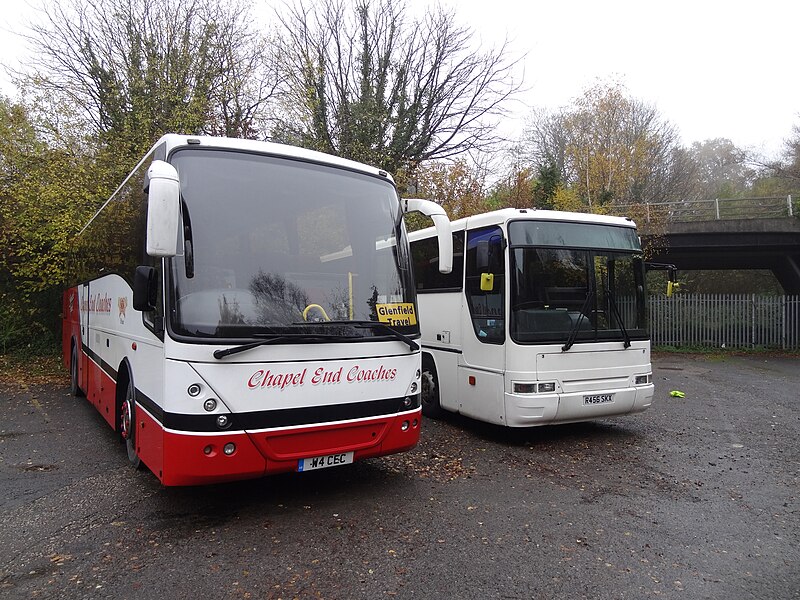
[615,195,794,223]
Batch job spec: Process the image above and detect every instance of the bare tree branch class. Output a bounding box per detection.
[272,0,524,175]
[18,0,282,152]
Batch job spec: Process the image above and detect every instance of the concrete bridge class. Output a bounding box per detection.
[614,196,800,294]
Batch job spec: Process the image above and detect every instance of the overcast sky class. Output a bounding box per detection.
[2,0,797,158]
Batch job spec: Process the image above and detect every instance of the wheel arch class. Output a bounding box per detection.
[420,351,444,418]
[69,337,86,398]
[421,350,437,372]
[115,358,134,434]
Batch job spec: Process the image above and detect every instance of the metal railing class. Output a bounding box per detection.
[649,294,800,349]
[615,195,794,223]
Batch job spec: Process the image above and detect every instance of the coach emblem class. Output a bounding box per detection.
[118,296,128,324]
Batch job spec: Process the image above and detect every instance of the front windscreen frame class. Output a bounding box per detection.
[164,147,418,343]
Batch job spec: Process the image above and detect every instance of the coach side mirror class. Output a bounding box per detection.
[145,160,181,257]
[133,266,157,311]
[646,262,679,297]
[403,198,453,274]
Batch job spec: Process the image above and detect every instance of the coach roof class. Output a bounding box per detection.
[153,134,394,182]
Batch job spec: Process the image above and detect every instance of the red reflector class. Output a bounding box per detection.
[131,342,137,351]
[468,376,476,386]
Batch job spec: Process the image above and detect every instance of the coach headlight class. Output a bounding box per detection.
[634,373,652,385]
[513,381,556,394]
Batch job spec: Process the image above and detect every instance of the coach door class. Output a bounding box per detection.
[457,225,506,425]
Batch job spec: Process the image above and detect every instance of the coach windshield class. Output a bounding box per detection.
[167,149,416,341]
[507,220,647,345]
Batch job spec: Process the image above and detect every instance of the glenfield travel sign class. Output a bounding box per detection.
[376,303,417,326]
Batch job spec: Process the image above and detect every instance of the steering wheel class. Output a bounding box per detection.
[302,303,331,322]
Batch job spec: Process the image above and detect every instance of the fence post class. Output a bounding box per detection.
[715,198,720,219]
[782,296,786,350]
[789,195,794,218]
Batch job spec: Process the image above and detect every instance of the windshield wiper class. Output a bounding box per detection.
[352,321,419,352]
[562,291,594,352]
[298,320,419,352]
[604,290,631,348]
[213,333,353,360]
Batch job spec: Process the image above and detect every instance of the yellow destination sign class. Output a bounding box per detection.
[375,303,417,326]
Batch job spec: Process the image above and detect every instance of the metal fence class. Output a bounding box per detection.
[615,195,795,223]
[649,294,800,349]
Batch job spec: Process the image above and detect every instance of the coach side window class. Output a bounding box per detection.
[411,231,464,292]
[465,226,504,344]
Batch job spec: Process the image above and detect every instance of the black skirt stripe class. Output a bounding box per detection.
[136,390,421,433]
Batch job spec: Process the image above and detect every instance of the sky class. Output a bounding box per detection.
[2,0,798,159]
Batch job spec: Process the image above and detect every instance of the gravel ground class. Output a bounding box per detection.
[1,353,798,599]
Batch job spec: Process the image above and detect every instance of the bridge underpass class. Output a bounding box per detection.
[618,196,800,294]
[641,218,800,294]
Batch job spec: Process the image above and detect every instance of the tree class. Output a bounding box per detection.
[271,0,523,176]
[412,158,488,221]
[686,138,755,198]
[19,0,278,160]
[765,123,800,194]
[486,167,535,211]
[532,161,561,209]
[521,81,696,210]
[778,123,800,183]
[0,97,104,350]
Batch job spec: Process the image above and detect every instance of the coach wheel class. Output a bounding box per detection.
[120,377,142,469]
[69,345,84,397]
[421,356,443,419]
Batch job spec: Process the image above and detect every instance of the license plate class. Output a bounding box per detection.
[583,393,614,405]
[298,451,354,472]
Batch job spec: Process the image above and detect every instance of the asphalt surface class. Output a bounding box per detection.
[1,354,798,599]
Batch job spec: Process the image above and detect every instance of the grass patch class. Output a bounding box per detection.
[653,345,800,359]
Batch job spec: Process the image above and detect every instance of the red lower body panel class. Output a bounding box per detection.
[159,428,266,486]
[154,409,421,486]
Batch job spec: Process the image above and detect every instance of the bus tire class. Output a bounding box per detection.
[120,374,143,470]
[69,343,84,397]
[421,355,443,419]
